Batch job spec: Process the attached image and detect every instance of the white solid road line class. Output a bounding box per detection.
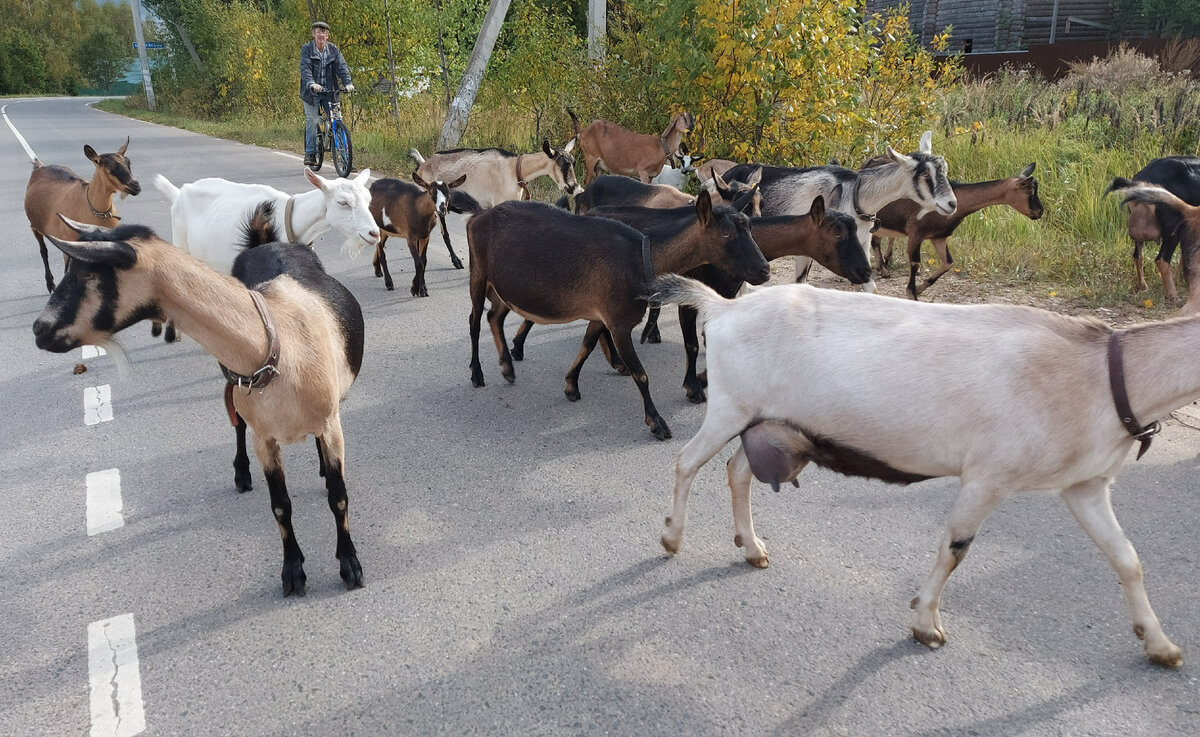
[84,385,113,426]
[87,614,146,737]
[86,469,124,536]
[1,102,39,162]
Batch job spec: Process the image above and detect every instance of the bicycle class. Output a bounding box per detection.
[313,87,353,178]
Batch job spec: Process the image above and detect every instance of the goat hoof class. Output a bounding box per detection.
[281,562,307,597]
[411,285,428,297]
[1148,643,1184,668]
[660,532,681,555]
[612,363,630,376]
[565,385,581,401]
[385,281,394,291]
[510,346,524,361]
[685,386,707,404]
[451,258,464,270]
[164,324,178,343]
[912,626,947,648]
[234,469,253,493]
[340,555,364,590]
[640,327,661,344]
[501,365,515,384]
[151,321,162,337]
[649,419,672,440]
[745,554,770,568]
[470,369,485,388]
[46,280,56,293]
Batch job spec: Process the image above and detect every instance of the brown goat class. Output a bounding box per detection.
[24,137,141,292]
[867,163,1043,300]
[369,172,467,296]
[569,110,695,185]
[695,158,739,184]
[466,191,768,440]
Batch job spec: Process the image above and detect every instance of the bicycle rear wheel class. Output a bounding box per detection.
[331,121,353,178]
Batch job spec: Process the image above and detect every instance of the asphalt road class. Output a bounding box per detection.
[2,97,1200,736]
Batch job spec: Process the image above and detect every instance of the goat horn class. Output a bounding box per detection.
[45,233,137,267]
[57,214,107,237]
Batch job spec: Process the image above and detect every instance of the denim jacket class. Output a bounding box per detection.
[299,40,351,104]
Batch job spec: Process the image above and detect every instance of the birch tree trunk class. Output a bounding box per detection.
[437,0,512,150]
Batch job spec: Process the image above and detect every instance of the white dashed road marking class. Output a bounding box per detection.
[84,385,113,425]
[86,469,124,536]
[82,345,108,358]
[88,614,146,737]
[1,103,38,162]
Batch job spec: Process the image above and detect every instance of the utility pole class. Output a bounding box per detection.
[588,0,606,62]
[437,0,512,149]
[129,0,156,109]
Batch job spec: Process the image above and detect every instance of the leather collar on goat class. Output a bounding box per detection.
[284,196,298,243]
[1107,330,1160,460]
[82,183,119,220]
[515,154,531,201]
[848,181,878,232]
[221,290,281,426]
[659,137,677,167]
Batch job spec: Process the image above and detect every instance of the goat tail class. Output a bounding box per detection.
[648,274,731,323]
[408,147,426,166]
[1112,181,1191,213]
[240,201,280,250]
[1106,176,1134,194]
[153,173,181,203]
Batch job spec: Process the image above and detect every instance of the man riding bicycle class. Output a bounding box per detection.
[300,20,353,170]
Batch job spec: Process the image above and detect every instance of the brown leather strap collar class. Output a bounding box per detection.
[1107,330,1160,460]
[515,154,531,200]
[220,290,281,421]
[660,136,675,165]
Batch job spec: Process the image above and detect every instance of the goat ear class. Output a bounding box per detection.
[412,171,430,189]
[695,188,714,227]
[808,195,826,224]
[886,146,915,168]
[1019,162,1036,179]
[355,168,372,184]
[304,166,329,191]
[84,145,100,164]
[117,136,130,156]
[746,166,763,186]
[919,130,933,154]
[561,137,576,154]
[449,173,467,189]
[542,138,554,157]
[46,234,137,268]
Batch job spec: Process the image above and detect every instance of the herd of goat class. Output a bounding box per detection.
[23,112,1200,668]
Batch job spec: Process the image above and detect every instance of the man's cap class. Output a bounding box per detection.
[311,21,331,30]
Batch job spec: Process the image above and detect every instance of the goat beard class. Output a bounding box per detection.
[98,337,133,379]
[340,234,369,261]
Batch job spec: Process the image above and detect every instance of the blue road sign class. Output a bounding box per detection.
[132,42,165,49]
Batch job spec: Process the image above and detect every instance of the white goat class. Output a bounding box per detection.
[153,167,380,273]
[651,273,1189,667]
[650,147,700,190]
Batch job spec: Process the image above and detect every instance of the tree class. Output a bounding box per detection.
[74,28,128,92]
[438,0,512,149]
[1118,0,1200,37]
[0,26,49,93]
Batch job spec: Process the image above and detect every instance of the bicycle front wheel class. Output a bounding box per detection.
[314,123,326,171]
[331,122,353,178]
